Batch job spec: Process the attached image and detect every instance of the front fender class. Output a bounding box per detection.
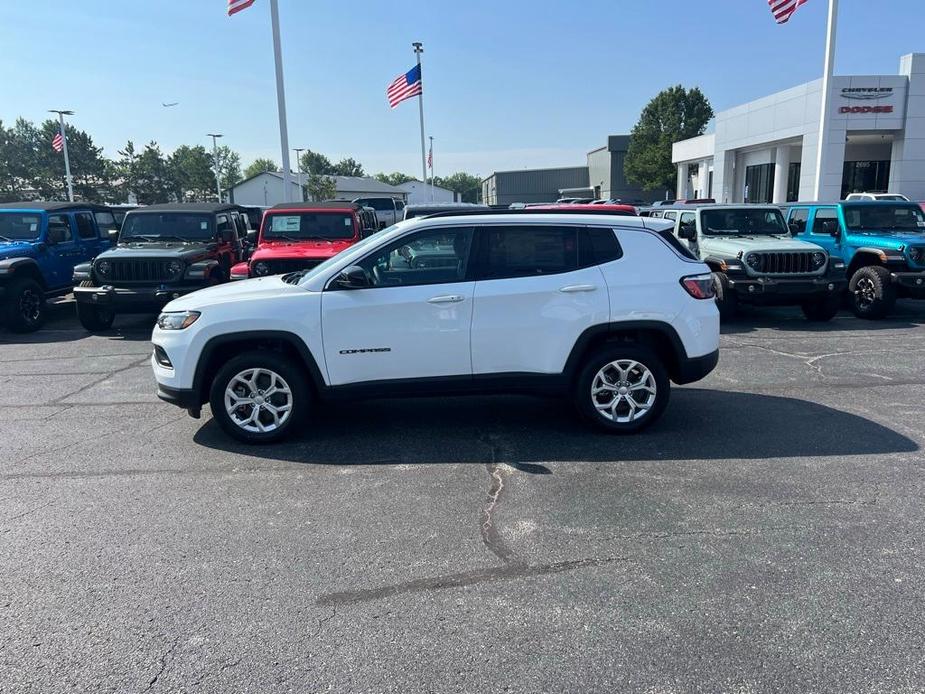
[0,256,42,282]
[185,259,221,281]
[72,261,92,282]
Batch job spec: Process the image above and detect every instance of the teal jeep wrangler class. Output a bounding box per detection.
[785,201,925,319]
[667,205,847,321]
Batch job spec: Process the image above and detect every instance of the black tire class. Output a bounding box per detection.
[4,277,45,333]
[712,271,738,320]
[573,345,670,434]
[849,265,896,320]
[801,293,841,322]
[209,350,310,444]
[76,283,116,332]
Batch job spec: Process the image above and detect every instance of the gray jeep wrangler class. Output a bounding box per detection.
[669,205,848,321]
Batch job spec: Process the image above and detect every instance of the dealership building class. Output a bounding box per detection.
[673,53,925,204]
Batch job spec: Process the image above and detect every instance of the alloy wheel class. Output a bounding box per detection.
[591,359,657,423]
[855,277,876,309]
[18,288,41,323]
[224,367,293,433]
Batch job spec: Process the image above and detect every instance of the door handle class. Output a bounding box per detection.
[559,284,597,293]
[427,295,465,304]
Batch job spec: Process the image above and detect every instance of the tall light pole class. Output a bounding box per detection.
[208,133,223,202]
[293,148,305,202]
[49,109,75,202]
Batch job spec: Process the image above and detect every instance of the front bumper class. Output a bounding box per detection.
[156,383,201,417]
[73,284,203,313]
[727,274,847,301]
[891,270,925,295]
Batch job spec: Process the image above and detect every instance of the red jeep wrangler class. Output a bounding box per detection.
[231,201,376,279]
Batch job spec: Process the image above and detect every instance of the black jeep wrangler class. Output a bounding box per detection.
[72,203,247,331]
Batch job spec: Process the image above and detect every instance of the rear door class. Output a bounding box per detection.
[469,224,610,375]
[73,211,104,262]
[321,225,476,385]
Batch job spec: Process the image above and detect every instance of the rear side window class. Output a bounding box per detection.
[789,208,809,233]
[477,225,578,279]
[75,212,97,239]
[578,228,623,267]
[663,211,678,221]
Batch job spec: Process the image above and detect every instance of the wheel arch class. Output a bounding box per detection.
[0,257,46,289]
[847,249,888,277]
[193,331,326,405]
[564,321,688,385]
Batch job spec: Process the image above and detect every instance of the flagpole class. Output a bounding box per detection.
[270,0,293,203]
[50,109,74,202]
[812,0,838,200]
[413,42,427,194]
[429,136,434,202]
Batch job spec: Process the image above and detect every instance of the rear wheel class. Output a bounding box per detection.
[801,293,841,322]
[209,351,310,444]
[573,345,670,434]
[712,272,738,320]
[849,265,895,320]
[4,277,45,333]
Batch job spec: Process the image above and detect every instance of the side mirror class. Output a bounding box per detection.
[788,221,800,236]
[331,265,371,290]
[108,229,120,245]
[246,229,258,245]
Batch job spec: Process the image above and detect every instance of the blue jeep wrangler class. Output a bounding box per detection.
[0,202,118,332]
[785,201,925,319]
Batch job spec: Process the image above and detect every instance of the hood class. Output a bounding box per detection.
[99,241,217,261]
[848,231,925,250]
[161,275,307,312]
[702,234,824,257]
[251,239,353,262]
[0,241,36,259]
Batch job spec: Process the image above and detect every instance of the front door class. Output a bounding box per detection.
[469,224,610,375]
[321,226,476,386]
[44,214,80,290]
[806,207,841,257]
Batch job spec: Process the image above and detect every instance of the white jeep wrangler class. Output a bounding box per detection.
[151,212,720,443]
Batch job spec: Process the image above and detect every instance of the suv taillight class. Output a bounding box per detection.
[680,273,716,300]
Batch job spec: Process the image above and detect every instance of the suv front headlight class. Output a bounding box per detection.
[909,246,924,263]
[744,253,761,270]
[253,261,270,276]
[156,310,200,330]
[166,259,185,278]
[812,251,826,268]
[96,259,111,277]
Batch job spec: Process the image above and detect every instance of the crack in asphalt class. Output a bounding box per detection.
[49,355,151,406]
[143,635,180,692]
[1,501,52,528]
[311,605,336,638]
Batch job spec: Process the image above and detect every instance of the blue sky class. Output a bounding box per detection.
[1,0,923,178]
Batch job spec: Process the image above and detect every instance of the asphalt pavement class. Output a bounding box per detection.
[1,297,924,693]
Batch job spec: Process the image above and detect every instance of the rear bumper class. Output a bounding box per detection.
[728,275,847,301]
[674,349,719,385]
[74,284,202,313]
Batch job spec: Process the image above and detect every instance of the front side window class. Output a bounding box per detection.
[121,213,215,242]
[263,212,356,241]
[355,226,474,287]
[701,209,788,236]
[811,208,839,235]
[47,214,73,243]
[75,212,97,239]
[789,208,810,233]
[477,225,578,280]
[842,204,925,233]
[0,213,42,241]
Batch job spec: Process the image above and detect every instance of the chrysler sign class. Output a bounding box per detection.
[839,86,895,114]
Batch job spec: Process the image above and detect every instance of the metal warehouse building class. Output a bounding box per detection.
[481,167,590,206]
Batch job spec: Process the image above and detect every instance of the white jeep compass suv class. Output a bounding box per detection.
[151,212,720,443]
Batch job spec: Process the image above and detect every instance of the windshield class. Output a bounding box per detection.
[263,212,355,241]
[843,204,925,233]
[701,209,788,236]
[121,213,214,241]
[0,212,42,241]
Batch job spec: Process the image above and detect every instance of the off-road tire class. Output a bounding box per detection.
[849,265,896,320]
[76,282,116,332]
[712,271,738,320]
[573,345,670,434]
[801,293,841,322]
[209,350,310,444]
[4,277,45,333]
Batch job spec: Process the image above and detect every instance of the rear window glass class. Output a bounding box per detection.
[264,213,355,240]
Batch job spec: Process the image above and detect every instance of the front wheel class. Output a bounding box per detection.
[4,277,45,333]
[76,298,115,332]
[573,346,670,434]
[209,351,310,444]
[801,293,841,322]
[849,265,896,320]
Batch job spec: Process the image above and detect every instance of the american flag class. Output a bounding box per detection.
[228,0,255,16]
[52,132,64,153]
[769,0,808,23]
[387,64,423,109]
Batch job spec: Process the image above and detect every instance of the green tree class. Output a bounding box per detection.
[119,141,172,204]
[306,173,336,201]
[434,172,482,203]
[213,144,242,194]
[333,157,364,177]
[244,158,278,179]
[169,145,215,201]
[375,171,416,187]
[299,150,335,176]
[624,85,713,194]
